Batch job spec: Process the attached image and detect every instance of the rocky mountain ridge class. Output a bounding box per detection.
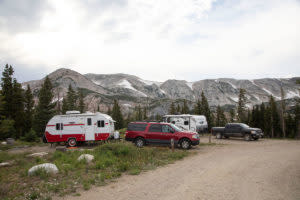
[23,68,300,116]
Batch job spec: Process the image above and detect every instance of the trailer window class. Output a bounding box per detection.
[87,118,92,126]
[56,123,60,130]
[97,120,105,127]
[56,123,63,130]
[184,121,189,125]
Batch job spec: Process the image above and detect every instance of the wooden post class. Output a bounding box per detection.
[209,129,212,143]
[171,138,174,152]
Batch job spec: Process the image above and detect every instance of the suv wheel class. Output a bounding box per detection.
[68,138,77,147]
[244,134,251,141]
[180,138,191,150]
[216,133,222,139]
[135,137,145,148]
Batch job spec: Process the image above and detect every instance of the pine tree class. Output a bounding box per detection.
[259,103,266,133]
[229,108,235,122]
[294,103,300,139]
[216,105,226,126]
[24,85,34,134]
[33,76,55,136]
[61,97,68,114]
[269,95,280,138]
[201,92,213,131]
[112,99,124,130]
[181,99,189,114]
[135,105,143,121]
[194,99,202,115]
[1,64,14,118]
[143,107,147,120]
[237,88,247,123]
[11,79,25,138]
[169,102,176,114]
[78,90,85,113]
[280,86,286,138]
[176,104,181,114]
[66,84,77,110]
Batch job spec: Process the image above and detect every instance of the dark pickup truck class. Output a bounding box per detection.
[212,123,263,141]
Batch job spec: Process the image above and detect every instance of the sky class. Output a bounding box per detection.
[0,0,299,82]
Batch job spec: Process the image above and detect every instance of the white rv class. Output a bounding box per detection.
[163,114,208,133]
[44,111,115,147]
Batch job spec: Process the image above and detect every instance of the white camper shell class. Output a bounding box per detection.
[163,114,208,133]
[44,111,115,146]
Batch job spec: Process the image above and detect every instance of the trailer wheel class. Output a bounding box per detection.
[67,138,77,147]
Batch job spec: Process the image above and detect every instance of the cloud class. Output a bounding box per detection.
[0,0,51,33]
[0,0,299,82]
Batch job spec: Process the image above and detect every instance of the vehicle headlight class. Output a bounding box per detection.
[192,134,199,139]
[251,131,256,134]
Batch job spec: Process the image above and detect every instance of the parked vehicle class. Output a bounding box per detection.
[43,111,115,147]
[162,114,208,133]
[212,123,264,141]
[125,122,200,149]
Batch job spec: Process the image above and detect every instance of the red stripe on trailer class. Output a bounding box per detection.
[63,124,85,126]
[47,125,55,127]
[45,131,85,143]
[95,133,110,141]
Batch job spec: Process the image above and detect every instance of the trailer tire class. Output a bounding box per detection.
[67,138,77,147]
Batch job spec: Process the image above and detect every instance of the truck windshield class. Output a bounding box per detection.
[170,124,182,132]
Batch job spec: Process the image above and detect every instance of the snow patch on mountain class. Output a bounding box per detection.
[285,90,300,99]
[230,97,239,102]
[226,81,237,89]
[118,79,147,97]
[186,82,194,90]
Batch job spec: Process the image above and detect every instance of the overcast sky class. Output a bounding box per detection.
[0,0,299,82]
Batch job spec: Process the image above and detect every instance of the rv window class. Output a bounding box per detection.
[61,123,63,130]
[184,121,189,125]
[97,120,105,127]
[87,118,92,126]
[171,121,175,124]
[56,123,60,130]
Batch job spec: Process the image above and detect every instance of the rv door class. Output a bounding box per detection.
[85,117,95,141]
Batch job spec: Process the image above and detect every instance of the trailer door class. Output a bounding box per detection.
[85,117,95,141]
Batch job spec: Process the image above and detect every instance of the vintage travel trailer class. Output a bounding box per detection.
[43,111,115,146]
[162,114,208,133]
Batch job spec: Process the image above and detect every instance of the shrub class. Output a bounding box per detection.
[23,129,39,142]
[0,119,15,140]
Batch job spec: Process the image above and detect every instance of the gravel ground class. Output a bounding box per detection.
[57,137,300,200]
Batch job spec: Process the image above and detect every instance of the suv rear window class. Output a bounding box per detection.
[128,123,148,131]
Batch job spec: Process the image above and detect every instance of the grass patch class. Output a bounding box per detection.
[0,142,190,199]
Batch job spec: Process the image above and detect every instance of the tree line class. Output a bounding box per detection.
[168,89,300,138]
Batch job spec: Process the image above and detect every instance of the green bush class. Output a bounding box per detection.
[23,129,39,142]
[0,119,15,140]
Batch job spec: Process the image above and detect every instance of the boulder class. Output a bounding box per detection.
[77,154,94,163]
[27,152,48,157]
[1,141,7,145]
[6,138,15,145]
[28,163,59,175]
[0,162,12,167]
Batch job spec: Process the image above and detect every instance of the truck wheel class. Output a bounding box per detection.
[135,137,145,148]
[67,138,77,147]
[216,133,222,139]
[180,138,191,149]
[244,134,251,141]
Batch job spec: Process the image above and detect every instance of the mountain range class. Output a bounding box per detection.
[23,68,300,116]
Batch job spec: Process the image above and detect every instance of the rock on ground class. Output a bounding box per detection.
[28,163,59,175]
[27,152,49,157]
[77,154,94,163]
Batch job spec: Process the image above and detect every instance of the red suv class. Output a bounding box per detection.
[125,122,200,149]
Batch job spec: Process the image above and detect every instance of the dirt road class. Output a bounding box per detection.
[60,138,300,200]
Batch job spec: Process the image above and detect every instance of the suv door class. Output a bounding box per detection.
[161,125,175,144]
[147,124,163,144]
